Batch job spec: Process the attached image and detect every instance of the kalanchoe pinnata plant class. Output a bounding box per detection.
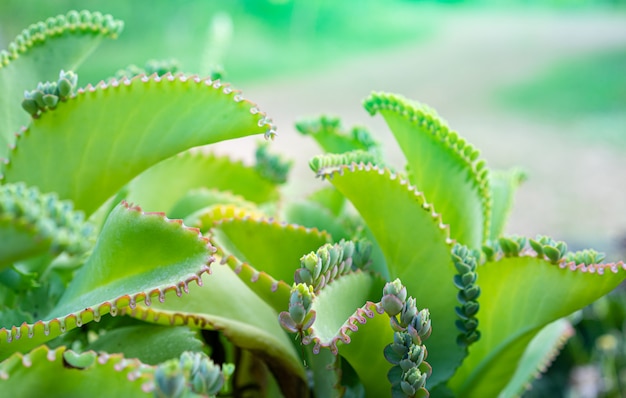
[0,9,625,398]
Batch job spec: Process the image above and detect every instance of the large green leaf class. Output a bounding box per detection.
[2,74,275,216]
[212,216,331,284]
[363,92,490,249]
[211,216,330,311]
[125,263,308,397]
[125,152,282,214]
[0,202,213,360]
[0,10,123,160]
[87,325,204,366]
[499,318,573,398]
[449,255,626,396]
[0,345,151,397]
[311,158,465,386]
[305,272,389,397]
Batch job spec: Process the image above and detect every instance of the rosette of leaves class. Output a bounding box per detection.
[296,92,626,396]
[1,9,624,398]
[0,9,303,397]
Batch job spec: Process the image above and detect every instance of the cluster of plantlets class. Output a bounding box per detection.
[0,9,624,398]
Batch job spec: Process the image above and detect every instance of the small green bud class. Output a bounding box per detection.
[32,90,46,108]
[543,245,562,263]
[341,240,355,262]
[67,10,80,25]
[191,357,224,395]
[381,279,407,317]
[91,11,104,29]
[21,98,39,116]
[402,367,427,393]
[399,298,418,327]
[294,268,313,285]
[42,94,59,108]
[301,252,322,280]
[317,245,331,272]
[407,344,425,366]
[154,360,186,398]
[327,244,342,268]
[352,239,372,268]
[288,283,314,324]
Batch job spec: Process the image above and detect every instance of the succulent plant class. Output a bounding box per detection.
[0,9,624,398]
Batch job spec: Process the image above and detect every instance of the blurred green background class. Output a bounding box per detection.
[1,1,626,396]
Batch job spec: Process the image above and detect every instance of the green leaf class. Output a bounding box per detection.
[212,216,330,311]
[499,318,573,398]
[2,75,275,216]
[488,169,526,239]
[363,92,490,249]
[0,183,94,269]
[126,152,281,214]
[168,188,258,220]
[87,325,204,366]
[213,217,331,284]
[307,348,344,398]
[284,200,353,242]
[304,271,389,397]
[0,202,213,360]
[0,345,151,397]
[312,160,465,386]
[449,256,626,396]
[125,263,308,396]
[0,10,123,160]
[309,187,347,217]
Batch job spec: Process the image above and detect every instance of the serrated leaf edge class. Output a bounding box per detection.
[303,301,384,355]
[0,201,214,345]
[0,10,124,69]
[363,92,492,243]
[313,162,455,246]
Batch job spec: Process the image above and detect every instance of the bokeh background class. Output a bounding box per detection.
[1,1,625,396]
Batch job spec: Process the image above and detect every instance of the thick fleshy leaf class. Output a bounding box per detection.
[0,345,151,397]
[499,318,573,398]
[449,255,626,396]
[488,169,526,239]
[0,202,213,360]
[312,159,464,386]
[212,217,331,282]
[304,271,389,396]
[0,10,123,159]
[0,183,94,269]
[87,325,204,365]
[2,74,275,216]
[307,348,344,398]
[124,264,308,397]
[211,216,330,311]
[285,200,353,242]
[284,187,355,242]
[363,92,490,249]
[125,152,281,214]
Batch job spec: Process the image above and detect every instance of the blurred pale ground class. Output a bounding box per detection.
[1,2,625,259]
